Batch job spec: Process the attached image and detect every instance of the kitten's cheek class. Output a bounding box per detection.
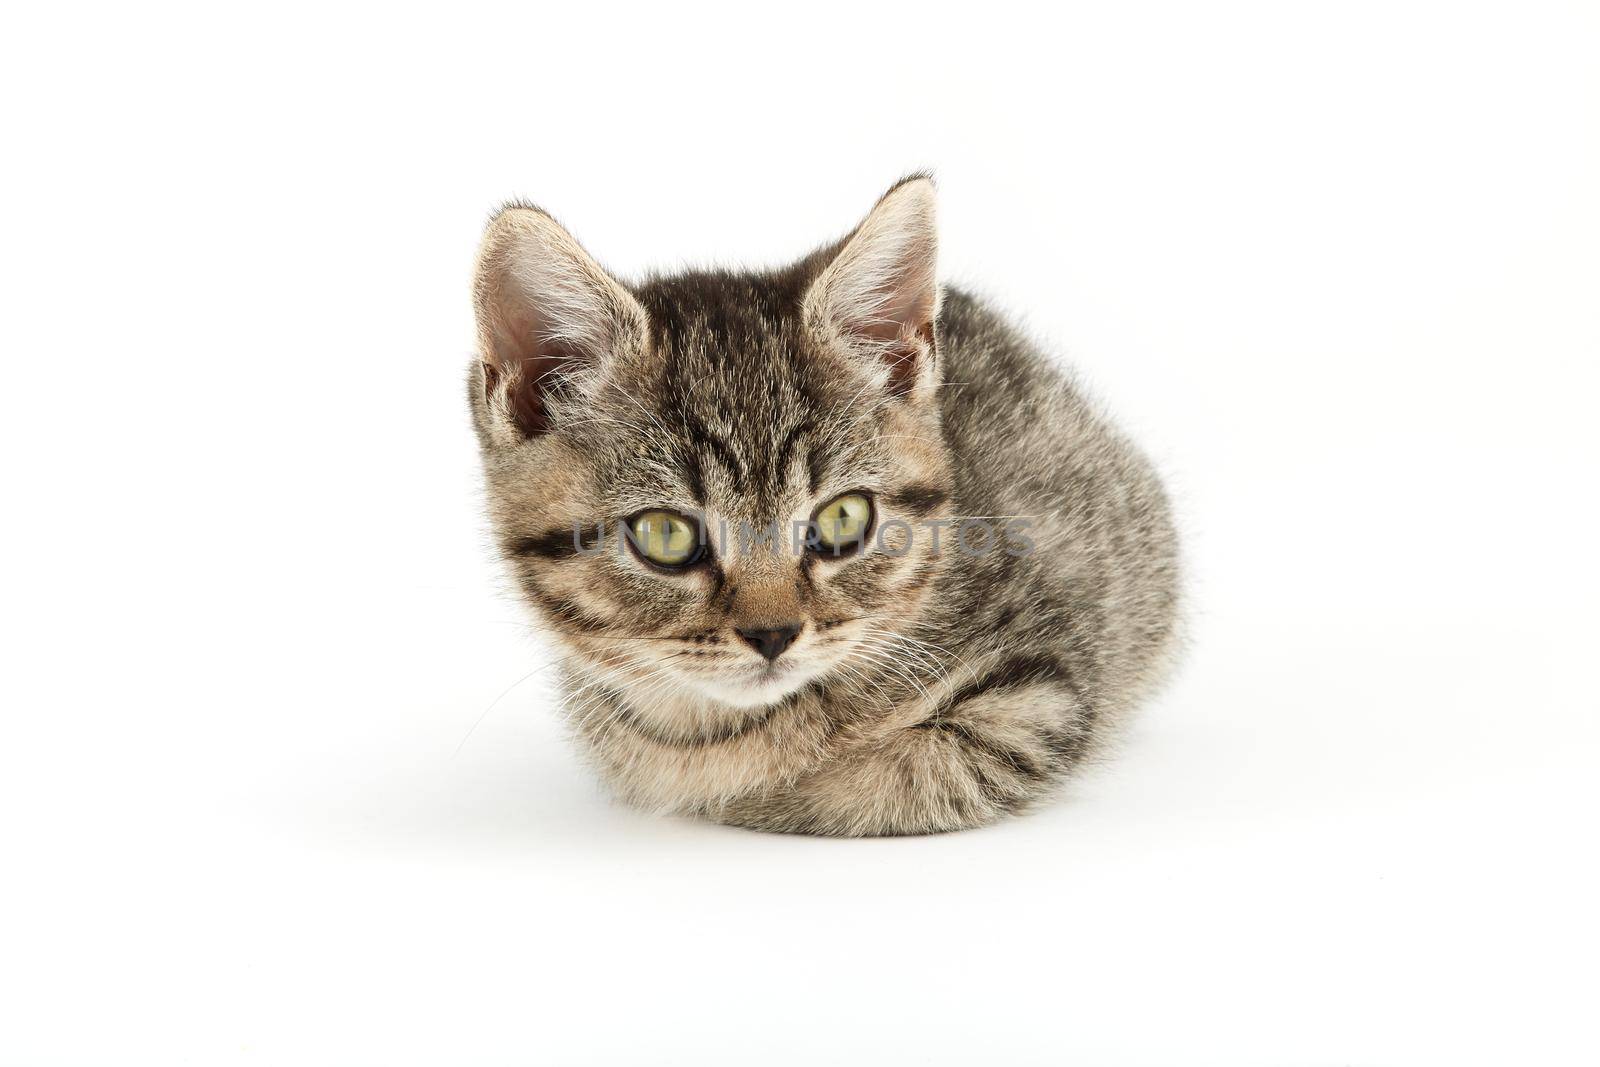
[875,519,916,557]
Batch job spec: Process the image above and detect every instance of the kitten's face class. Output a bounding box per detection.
[472,179,951,712]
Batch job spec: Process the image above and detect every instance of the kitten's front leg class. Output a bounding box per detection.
[716,672,1091,836]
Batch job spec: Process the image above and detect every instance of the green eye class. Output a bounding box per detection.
[628,510,703,568]
[812,493,873,553]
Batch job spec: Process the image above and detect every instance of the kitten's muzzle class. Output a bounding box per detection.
[736,623,803,662]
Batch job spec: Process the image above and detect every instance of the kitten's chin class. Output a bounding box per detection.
[687,662,821,709]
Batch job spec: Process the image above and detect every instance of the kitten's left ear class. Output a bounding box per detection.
[804,176,941,402]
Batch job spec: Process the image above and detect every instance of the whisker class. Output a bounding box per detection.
[452,658,563,758]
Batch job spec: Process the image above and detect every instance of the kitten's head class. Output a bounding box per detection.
[470,177,952,712]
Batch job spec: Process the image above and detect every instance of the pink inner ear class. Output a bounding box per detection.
[485,305,581,437]
[499,352,567,436]
[852,281,936,399]
[857,319,933,399]
[881,339,921,399]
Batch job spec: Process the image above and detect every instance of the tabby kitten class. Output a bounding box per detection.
[469,177,1179,836]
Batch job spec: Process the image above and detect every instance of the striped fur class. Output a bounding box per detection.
[468,178,1180,836]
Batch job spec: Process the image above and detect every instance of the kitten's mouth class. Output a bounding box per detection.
[728,661,795,692]
[680,656,823,709]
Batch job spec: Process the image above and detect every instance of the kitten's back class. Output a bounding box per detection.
[932,288,1181,730]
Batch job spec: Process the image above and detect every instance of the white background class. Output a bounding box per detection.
[3,2,1597,1063]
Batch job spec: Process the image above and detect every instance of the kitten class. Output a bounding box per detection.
[469,176,1179,836]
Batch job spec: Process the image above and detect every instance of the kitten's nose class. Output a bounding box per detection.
[736,623,803,662]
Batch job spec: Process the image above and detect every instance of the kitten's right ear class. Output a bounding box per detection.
[803,176,941,403]
[472,205,647,438]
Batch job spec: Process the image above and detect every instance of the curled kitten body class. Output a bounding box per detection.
[469,177,1180,836]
